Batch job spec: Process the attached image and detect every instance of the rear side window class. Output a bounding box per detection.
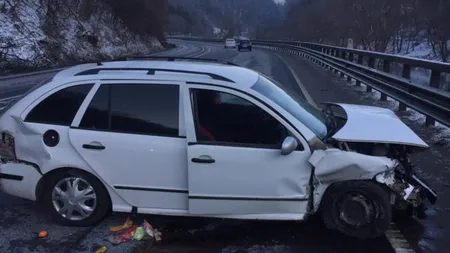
[80,83,180,137]
[25,84,94,126]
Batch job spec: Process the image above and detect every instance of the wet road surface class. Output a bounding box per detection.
[1,39,447,253]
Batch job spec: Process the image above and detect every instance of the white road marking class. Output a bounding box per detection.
[274,53,317,107]
[386,223,416,253]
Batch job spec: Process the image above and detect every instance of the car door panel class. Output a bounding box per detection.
[183,85,313,216]
[69,129,188,209]
[68,81,188,210]
[188,143,311,215]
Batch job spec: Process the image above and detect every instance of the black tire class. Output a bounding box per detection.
[320,180,392,239]
[249,48,252,51]
[42,169,111,227]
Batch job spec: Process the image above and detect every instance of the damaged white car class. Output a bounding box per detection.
[0,59,437,239]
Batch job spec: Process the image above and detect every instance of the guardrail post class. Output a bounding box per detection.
[378,60,391,101]
[398,65,411,111]
[402,64,411,79]
[346,53,354,82]
[355,55,364,86]
[340,51,346,77]
[429,70,441,89]
[366,58,375,92]
[425,117,436,127]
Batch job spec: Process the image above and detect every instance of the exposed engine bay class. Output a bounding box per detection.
[322,103,438,219]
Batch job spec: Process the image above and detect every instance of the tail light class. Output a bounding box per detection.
[0,132,16,161]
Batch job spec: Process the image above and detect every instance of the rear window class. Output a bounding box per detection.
[25,84,94,126]
[226,39,235,42]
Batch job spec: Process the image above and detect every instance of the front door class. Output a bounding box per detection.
[183,84,313,217]
[69,81,188,210]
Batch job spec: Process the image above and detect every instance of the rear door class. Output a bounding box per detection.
[69,81,188,210]
[182,84,313,217]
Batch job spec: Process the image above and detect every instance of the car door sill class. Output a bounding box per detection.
[189,195,309,201]
[133,207,306,220]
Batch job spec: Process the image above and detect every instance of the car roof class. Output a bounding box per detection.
[51,60,260,89]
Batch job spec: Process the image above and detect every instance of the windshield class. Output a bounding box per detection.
[251,75,329,139]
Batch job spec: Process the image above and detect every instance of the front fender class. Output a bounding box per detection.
[309,149,397,183]
[308,149,397,211]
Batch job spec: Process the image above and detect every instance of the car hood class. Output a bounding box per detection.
[324,102,429,149]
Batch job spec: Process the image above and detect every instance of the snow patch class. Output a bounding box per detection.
[0,0,163,74]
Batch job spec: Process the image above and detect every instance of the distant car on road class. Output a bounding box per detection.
[0,57,436,239]
[238,39,252,52]
[224,38,236,49]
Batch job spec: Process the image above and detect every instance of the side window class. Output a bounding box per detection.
[192,89,300,149]
[25,84,94,126]
[79,85,109,130]
[80,83,180,137]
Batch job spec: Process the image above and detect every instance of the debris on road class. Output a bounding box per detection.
[37,230,48,239]
[95,245,108,253]
[110,217,133,232]
[108,217,162,248]
[109,225,137,245]
[133,227,145,241]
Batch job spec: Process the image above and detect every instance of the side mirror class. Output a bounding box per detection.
[281,136,298,156]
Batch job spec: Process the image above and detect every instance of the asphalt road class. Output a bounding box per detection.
[1,39,448,253]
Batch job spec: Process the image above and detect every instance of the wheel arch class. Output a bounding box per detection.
[315,179,390,212]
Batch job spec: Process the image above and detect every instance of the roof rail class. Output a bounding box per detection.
[74,67,235,83]
[125,56,239,66]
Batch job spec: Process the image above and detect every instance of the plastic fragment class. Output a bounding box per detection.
[110,217,133,232]
[109,225,137,245]
[133,227,145,241]
[142,220,154,237]
[95,246,107,253]
[37,230,48,239]
[154,229,162,242]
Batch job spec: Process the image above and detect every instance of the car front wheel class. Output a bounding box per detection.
[42,169,111,226]
[320,180,391,239]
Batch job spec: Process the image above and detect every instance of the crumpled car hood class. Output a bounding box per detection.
[325,103,429,148]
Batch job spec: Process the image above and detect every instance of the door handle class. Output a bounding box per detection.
[191,155,215,164]
[82,142,105,150]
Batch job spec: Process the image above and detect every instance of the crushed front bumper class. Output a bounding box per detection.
[375,169,437,219]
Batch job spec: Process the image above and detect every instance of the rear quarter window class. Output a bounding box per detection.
[25,84,94,126]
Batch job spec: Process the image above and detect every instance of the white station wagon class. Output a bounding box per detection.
[0,58,437,239]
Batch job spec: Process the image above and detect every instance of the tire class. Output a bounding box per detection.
[320,180,392,239]
[42,169,111,227]
[249,48,252,51]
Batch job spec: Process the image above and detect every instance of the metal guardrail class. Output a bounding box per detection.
[170,37,450,128]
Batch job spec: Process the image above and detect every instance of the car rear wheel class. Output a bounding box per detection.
[42,169,111,226]
[320,180,391,239]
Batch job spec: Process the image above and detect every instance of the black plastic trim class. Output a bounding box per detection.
[189,195,308,201]
[0,173,23,181]
[114,185,188,194]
